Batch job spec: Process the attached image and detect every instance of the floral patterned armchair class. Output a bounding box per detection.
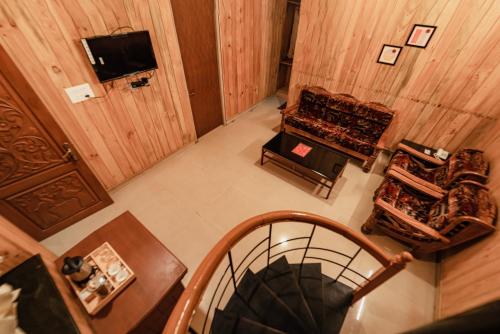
[362,174,496,254]
[281,86,395,172]
[387,143,489,194]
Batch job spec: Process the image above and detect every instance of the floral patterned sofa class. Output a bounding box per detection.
[362,175,496,254]
[387,143,489,194]
[281,86,395,172]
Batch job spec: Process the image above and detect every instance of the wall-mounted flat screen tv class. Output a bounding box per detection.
[81,31,158,83]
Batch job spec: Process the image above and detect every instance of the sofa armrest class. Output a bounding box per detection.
[439,216,496,236]
[376,131,389,150]
[397,143,446,166]
[375,199,450,243]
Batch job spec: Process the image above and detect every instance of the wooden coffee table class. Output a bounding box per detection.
[261,132,348,199]
[56,212,187,334]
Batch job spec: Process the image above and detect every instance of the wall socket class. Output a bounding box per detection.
[65,83,95,103]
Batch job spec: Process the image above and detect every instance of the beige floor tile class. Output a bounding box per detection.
[42,96,436,333]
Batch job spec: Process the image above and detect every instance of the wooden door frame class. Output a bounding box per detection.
[213,0,227,126]
[0,44,112,240]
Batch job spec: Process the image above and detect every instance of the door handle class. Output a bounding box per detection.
[62,142,78,162]
[188,90,196,96]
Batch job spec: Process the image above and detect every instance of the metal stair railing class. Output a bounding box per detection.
[163,210,412,334]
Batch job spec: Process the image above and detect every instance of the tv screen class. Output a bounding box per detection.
[81,31,158,82]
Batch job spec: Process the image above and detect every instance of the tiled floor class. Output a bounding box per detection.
[43,97,436,333]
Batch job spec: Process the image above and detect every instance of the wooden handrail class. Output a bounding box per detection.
[352,252,413,303]
[163,211,412,334]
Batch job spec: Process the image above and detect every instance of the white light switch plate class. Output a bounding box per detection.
[65,83,95,103]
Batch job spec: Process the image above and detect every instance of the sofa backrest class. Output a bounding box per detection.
[428,181,496,232]
[297,87,395,126]
[446,149,489,184]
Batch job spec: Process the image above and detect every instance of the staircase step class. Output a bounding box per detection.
[256,256,319,334]
[212,309,287,334]
[225,290,261,323]
[291,263,324,331]
[226,270,309,334]
[321,274,353,334]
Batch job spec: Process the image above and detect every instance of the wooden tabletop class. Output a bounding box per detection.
[56,211,187,334]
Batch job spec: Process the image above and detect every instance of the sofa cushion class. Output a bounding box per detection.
[323,108,385,144]
[447,149,489,184]
[354,102,394,126]
[390,151,444,185]
[297,89,329,119]
[428,182,496,231]
[376,178,435,223]
[284,114,376,156]
[449,183,495,221]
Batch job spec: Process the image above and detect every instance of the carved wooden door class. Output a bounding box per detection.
[0,46,112,240]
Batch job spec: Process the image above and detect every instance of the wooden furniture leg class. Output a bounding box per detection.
[362,152,378,173]
[362,208,380,234]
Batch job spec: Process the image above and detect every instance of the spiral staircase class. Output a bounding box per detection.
[164,211,412,334]
[211,255,353,334]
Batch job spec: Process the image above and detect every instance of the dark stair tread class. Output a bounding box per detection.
[225,270,308,334]
[225,291,262,323]
[212,309,287,334]
[321,274,353,334]
[256,256,319,334]
[290,263,324,331]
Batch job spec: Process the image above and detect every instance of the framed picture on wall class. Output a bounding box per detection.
[377,45,402,66]
[406,24,437,48]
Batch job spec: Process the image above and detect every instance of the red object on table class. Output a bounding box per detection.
[291,142,313,157]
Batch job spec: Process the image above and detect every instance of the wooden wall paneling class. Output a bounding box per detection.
[438,118,500,318]
[237,0,245,117]
[217,0,287,120]
[287,0,500,151]
[0,0,196,190]
[288,2,500,316]
[0,2,125,187]
[154,0,196,145]
[403,0,494,143]
[420,4,499,147]
[133,1,176,157]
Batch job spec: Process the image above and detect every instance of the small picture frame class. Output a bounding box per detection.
[377,45,402,66]
[406,24,437,48]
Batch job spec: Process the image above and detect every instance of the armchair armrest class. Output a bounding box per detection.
[397,143,446,166]
[375,199,450,243]
[386,168,445,199]
[439,216,496,236]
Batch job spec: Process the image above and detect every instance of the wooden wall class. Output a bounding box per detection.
[287,0,500,319]
[288,0,500,150]
[217,0,287,120]
[0,0,196,190]
[438,123,500,318]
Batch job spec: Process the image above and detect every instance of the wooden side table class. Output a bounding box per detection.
[56,212,187,334]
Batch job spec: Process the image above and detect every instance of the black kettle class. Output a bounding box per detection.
[61,256,92,283]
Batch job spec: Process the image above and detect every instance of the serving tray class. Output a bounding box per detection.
[64,242,135,315]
